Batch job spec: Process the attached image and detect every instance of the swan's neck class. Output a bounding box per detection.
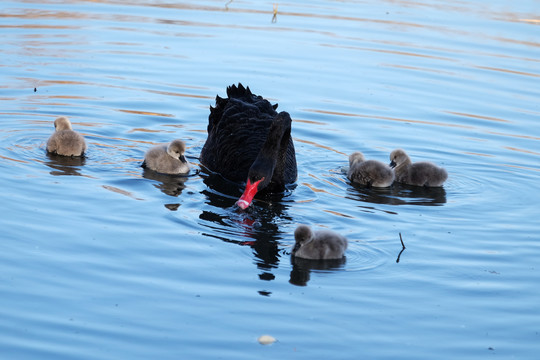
[249,112,291,189]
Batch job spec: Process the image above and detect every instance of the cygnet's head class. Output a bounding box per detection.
[54,116,73,131]
[167,139,187,162]
[349,151,365,167]
[389,149,410,168]
[293,225,314,253]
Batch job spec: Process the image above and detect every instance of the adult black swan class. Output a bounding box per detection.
[200,84,297,209]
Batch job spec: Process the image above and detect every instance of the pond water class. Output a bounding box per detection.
[1,0,539,358]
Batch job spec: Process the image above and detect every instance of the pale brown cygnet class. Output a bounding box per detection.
[46,116,86,156]
[292,225,348,260]
[347,151,394,187]
[389,149,448,187]
[142,139,190,175]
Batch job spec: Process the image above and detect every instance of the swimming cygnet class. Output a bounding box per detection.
[292,225,348,260]
[347,151,395,187]
[46,116,86,156]
[389,149,448,187]
[142,139,190,175]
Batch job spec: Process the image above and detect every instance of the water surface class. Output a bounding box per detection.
[1,0,539,359]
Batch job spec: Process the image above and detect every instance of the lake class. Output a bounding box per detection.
[1,0,539,359]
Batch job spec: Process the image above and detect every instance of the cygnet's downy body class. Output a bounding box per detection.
[46,116,86,157]
[142,139,190,175]
[389,149,447,187]
[292,225,348,260]
[347,151,394,187]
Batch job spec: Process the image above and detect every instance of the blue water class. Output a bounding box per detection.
[1,0,539,359]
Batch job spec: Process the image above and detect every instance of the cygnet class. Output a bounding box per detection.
[389,149,447,187]
[142,139,190,175]
[347,151,394,187]
[46,116,86,156]
[292,225,348,260]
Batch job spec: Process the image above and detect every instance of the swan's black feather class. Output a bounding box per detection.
[200,84,297,189]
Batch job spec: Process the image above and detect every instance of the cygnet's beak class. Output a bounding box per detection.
[179,155,187,163]
[389,160,397,168]
[292,242,301,254]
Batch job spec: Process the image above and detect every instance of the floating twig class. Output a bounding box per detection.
[225,0,233,11]
[272,3,278,23]
[396,232,406,263]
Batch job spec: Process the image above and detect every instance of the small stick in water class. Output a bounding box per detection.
[396,232,406,263]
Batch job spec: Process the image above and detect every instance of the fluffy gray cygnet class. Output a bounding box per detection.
[46,116,86,156]
[347,151,395,187]
[142,139,190,175]
[389,149,447,187]
[292,225,348,260]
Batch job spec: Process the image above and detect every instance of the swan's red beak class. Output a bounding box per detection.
[236,178,264,209]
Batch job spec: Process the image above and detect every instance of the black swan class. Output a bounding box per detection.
[389,149,448,187]
[348,151,395,187]
[292,225,348,260]
[46,116,86,157]
[142,139,190,175]
[200,84,297,209]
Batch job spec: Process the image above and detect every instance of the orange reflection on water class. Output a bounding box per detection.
[321,43,455,62]
[0,154,29,164]
[301,182,340,197]
[474,65,540,78]
[381,63,456,75]
[304,108,474,130]
[445,111,511,124]
[504,146,540,156]
[323,209,354,219]
[294,138,348,156]
[309,173,344,190]
[102,185,143,200]
[499,164,540,172]
[463,152,495,157]
[117,109,175,117]
[127,128,174,134]
[294,118,328,126]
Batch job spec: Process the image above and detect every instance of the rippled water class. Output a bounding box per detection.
[1,0,539,359]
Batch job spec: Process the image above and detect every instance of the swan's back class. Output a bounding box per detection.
[200,84,296,184]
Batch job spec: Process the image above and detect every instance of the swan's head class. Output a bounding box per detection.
[293,225,314,254]
[54,116,73,131]
[235,112,292,210]
[389,149,410,168]
[349,152,365,167]
[167,139,187,163]
[235,168,271,210]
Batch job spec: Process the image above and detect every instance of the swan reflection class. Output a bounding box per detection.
[199,170,293,288]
